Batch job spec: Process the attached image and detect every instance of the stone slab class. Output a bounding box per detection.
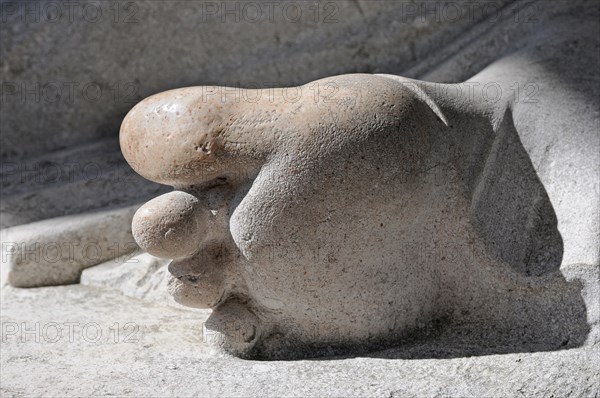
[0,285,598,397]
[1,205,140,287]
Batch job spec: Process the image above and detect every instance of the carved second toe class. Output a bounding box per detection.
[132,191,203,259]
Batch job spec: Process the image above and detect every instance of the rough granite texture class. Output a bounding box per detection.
[121,71,600,359]
[80,251,182,308]
[1,285,598,397]
[0,0,599,395]
[117,1,599,358]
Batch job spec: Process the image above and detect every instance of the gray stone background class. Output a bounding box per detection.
[2,0,521,226]
[1,0,599,396]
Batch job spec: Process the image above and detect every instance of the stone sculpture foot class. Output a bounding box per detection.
[120,73,594,359]
[121,74,448,358]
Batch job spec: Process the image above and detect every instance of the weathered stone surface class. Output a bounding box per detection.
[80,251,193,310]
[1,285,598,397]
[1,205,139,287]
[0,0,598,393]
[2,0,515,162]
[121,2,599,356]
[2,0,592,226]
[0,138,169,229]
[2,0,522,229]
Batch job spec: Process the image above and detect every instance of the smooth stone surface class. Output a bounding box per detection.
[1,205,140,287]
[1,284,598,397]
[132,191,202,259]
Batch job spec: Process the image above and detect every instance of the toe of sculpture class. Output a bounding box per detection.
[203,301,261,358]
[132,191,202,259]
